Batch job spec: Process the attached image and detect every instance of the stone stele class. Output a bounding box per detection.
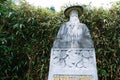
[48,6,98,80]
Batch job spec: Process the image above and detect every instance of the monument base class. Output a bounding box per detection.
[48,48,98,80]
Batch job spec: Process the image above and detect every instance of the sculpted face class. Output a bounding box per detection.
[69,10,78,17]
[69,10,79,22]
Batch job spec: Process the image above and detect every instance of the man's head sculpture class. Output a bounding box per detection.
[64,5,84,18]
[53,5,94,48]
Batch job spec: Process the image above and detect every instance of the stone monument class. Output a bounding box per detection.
[48,6,98,80]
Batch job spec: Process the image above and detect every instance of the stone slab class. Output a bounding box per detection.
[48,48,98,80]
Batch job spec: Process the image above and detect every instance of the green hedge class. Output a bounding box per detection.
[0,1,120,80]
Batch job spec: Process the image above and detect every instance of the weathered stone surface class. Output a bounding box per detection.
[48,6,98,80]
[53,22,94,48]
[48,48,98,80]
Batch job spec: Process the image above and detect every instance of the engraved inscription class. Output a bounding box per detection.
[54,75,92,80]
[78,76,92,80]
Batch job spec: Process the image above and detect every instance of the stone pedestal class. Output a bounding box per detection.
[48,5,98,80]
[48,48,98,80]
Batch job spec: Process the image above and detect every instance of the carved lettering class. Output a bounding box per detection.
[54,75,92,80]
[78,76,92,80]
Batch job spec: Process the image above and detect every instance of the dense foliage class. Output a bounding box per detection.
[0,1,120,80]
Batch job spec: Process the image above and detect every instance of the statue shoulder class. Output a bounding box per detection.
[60,22,66,27]
[78,23,89,32]
[58,22,66,31]
[79,23,87,27]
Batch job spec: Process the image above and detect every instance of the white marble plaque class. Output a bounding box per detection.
[48,48,98,80]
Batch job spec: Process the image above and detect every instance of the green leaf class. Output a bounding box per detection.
[13,23,19,29]
[102,70,108,76]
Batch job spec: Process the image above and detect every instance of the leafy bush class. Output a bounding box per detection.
[0,1,120,80]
